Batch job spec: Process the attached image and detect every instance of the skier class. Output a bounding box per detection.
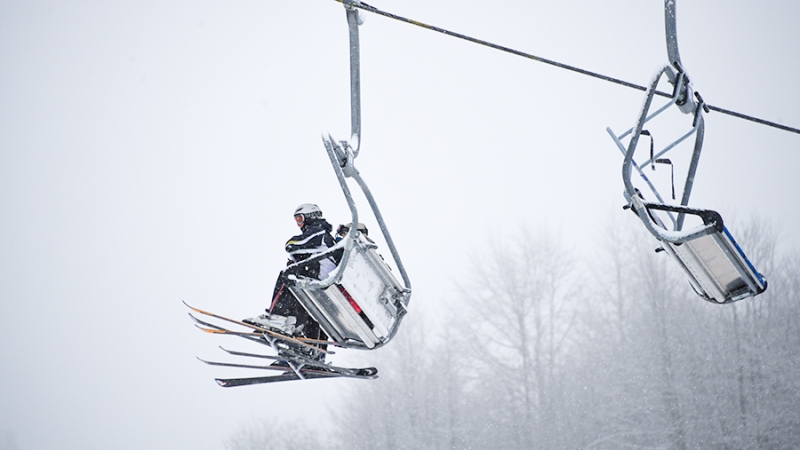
[335,222,370,243]
[244,203,342,342]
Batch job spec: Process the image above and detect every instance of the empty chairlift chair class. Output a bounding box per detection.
[606,65,767,303]
[606,0,766,304]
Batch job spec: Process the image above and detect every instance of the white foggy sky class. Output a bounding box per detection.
[1,1,798,449]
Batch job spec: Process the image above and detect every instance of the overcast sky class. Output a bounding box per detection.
[1,0,798,449]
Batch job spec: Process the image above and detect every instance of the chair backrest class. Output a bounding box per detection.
[288,234,409,349]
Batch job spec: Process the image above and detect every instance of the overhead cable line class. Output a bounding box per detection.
[337,0,800,135]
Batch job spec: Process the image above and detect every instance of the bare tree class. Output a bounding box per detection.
[571,220,696,449]
[456,227,577,448]
[572,216,800,449]
[328,309,469,450]
[222,218,800,450]
[225,418,323,450]
[719,219,800,447]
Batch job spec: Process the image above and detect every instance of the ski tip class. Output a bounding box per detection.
[361,367,378,377]
[182,301,208,315]
[215,379,230,387]
[194,324,220,334]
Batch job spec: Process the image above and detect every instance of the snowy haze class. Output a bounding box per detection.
[1,0,799,449]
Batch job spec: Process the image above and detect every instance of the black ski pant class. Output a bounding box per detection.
[268,271,328,343]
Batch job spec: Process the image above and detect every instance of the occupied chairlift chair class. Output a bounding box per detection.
[605,0,766,304]
[282,1,411,348]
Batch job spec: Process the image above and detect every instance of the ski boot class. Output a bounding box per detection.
[243,313,302,336]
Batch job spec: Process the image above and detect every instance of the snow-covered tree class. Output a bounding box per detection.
[226,219,800,450]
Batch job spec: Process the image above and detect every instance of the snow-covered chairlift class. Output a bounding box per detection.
[282,1,411,348]
[605,0,766,304]
[287,207,409,349]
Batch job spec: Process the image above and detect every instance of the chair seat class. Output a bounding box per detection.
[662,224,767,304]
[288,235,409,349]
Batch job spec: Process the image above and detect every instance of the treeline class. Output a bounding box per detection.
[228,220,800,449]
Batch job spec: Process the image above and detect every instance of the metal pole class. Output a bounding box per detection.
[664,0,682,69]
[344,1,362,155]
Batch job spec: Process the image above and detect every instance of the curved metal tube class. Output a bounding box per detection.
[344,0,362,156]
[622,66,713,244]
[289,134,412,306]
[622,67,668,203]
[287,135,359,291]
[664,0,682,69]
[351,171,412,294]
[327,135,412,298]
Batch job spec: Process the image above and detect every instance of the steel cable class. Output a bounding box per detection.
[337,0,800,135]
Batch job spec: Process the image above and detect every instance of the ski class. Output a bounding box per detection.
[197,357,289,372]
[198,357,377,378]
[216,371,333,387]
[218,346,282,362]
[207,350,374,376]
[183,301,330,350]
[186,309,333,354]
[190,313,335,366]
[188,314,333,362]
[185,301,376,385]
[215,367,378,387]
[188,312,273,347]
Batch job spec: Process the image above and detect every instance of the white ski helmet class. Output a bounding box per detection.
[294,203,322,220]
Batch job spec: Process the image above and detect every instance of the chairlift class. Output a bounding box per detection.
[185,0,411,386]
[283,0,412,348]
[605,0,766,304]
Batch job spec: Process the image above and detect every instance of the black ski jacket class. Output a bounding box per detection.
[284,218,343,278]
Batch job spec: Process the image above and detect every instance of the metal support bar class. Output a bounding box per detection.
[622,67,669,209]
[352,172,412,293]
[677,113,704,230]
[664,0,682,69]
[607,127,678,229]
[344,0,362,156]
[321,135,412,299]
